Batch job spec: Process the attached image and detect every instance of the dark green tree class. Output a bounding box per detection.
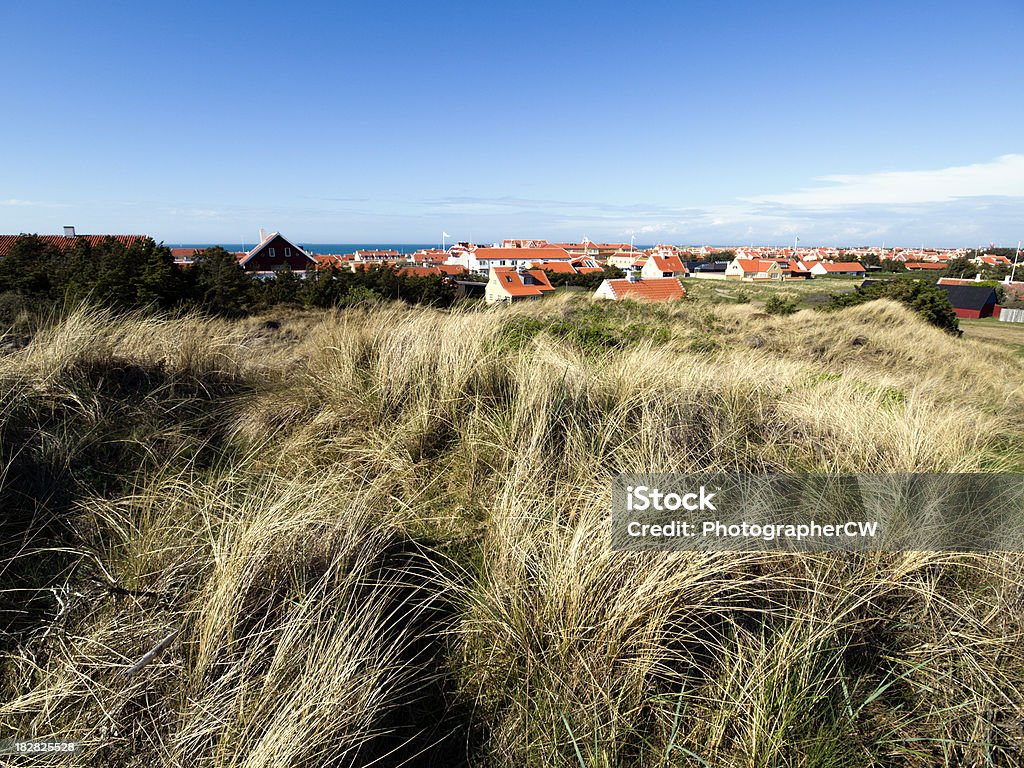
[259,265,302,306]
[942,257,976,278]
[879,259,907,273]
[60,237,181,309]
[0,236,63,298]
[191,247,253,315]
[828,279,960,335]
[543,265,624,289]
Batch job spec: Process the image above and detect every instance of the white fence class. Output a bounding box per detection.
[999,308,1024,323]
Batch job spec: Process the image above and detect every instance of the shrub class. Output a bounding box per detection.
[764,294,798,315]
[828,280,961,335]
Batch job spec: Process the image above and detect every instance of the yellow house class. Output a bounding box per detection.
[724,257,783,281]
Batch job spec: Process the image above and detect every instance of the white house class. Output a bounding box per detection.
[809,261,866,277]
[485,267,556,303]
[641,253,688,280]
[449,246,574,274]
[725,258,783,281]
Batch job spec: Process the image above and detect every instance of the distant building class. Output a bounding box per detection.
[684,260,729,276]
[500,239,549,249]
[239,232,318,275]
[977,254,1012,267]
[641,253,688,280]
[395,264,466,278]
[455,246,574,274]
[353,249,401,263]
[397,266,442,278]
[0,226,148,257]
[933,284,1001,319]
[593,272,685,301]
[455,280,486,299]
[725,258,783,281]
[485,266,555,303]
[535,257,604,276]
[809,261,866,277]
[774,258,813,279]
[548,242,629,258]
[606,250,647,269]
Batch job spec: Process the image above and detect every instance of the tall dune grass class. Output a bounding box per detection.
[1,299,1022,766]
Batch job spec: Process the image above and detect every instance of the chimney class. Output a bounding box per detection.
[63,226,76,238]
[626,267,638,283]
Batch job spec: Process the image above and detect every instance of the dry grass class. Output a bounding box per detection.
[1,298,1022,766]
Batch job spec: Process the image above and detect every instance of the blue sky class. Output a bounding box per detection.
[1,0,1021,246]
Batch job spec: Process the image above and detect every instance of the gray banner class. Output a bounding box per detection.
[611,474,1024,551]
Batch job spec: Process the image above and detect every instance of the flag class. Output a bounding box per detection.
[443,232,450,238]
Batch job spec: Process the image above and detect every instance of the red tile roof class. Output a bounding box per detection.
[903,262,947,270]
[816,261,866,272]
[436,264,467,275]
[735,258,778,273]
[0,233,149,258]
[603,277,685,301]
[538,261,578,274]
[475,247,572,261]
[501,239,549,248]
[492,267,555,297]
[398,266,442,278]
[355,249,401,258]
[650,254,687,272]
[312,253,345,267]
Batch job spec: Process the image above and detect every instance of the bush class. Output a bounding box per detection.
[828,280,961,335]
[190,247,253,316]
[543,265,624,289]
[764,294,798,315]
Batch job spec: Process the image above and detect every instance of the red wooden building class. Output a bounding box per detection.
[934,283,1001,319]
[238,232,317,274]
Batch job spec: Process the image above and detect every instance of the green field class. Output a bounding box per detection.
[682,275,866,309]
[959,316,1024,353]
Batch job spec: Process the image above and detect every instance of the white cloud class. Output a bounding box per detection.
[0,198,69,208]
[165,207,225,220]
[748,154,1024,207]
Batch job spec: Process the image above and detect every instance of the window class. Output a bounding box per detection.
[269,247,276,258]
[285,247,292,257]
